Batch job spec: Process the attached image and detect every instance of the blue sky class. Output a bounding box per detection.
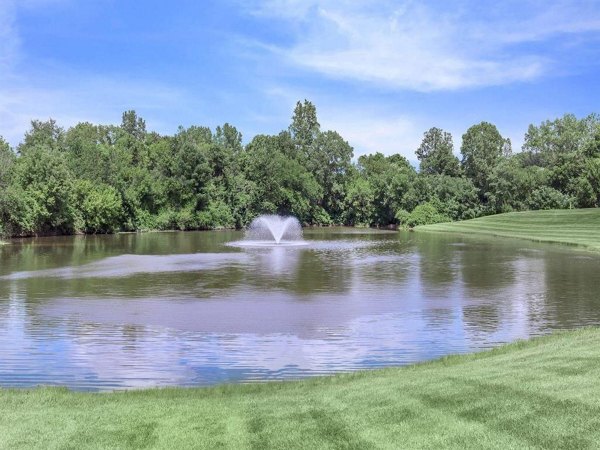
[1,0,600,160]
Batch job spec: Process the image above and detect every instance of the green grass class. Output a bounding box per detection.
[2,328,600,449]
[417,208,600,251]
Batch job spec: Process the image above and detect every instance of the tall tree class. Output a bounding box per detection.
[12,145,75,234]
[121,110,146,141]
[18,119,65,154]
[523,114,599,166]
[461,122,507,195]
[415,127,460,176]
[289,99,320,161]
[357,153,416,225]
[310,130,354,222]
[0,137,15,188]
[214,123,243,153]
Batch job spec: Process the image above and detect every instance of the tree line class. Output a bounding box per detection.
[0,100,599,237]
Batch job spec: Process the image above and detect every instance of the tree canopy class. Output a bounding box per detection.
[0,104,599,237]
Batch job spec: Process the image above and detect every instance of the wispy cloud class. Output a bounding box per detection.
[245,0,600,91]
[321,111,420,159]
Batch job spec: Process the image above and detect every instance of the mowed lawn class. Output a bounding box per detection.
[1,328,600,449]
[417,208,600,251]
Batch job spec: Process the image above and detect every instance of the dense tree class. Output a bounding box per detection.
[416,127,461,176]
[396,201,451,228]
[355,153,417,225]
[18,119,65,154]
[309,130,354,222]
[0,137,15,188]
[461,122,508,197]
[403,174,479,221]
[342,175,374,226]
[486,156,547,212]
[244,133,323,223]
[1,105,600,237]
[11,145,75,234]
[523,114,599,166]
[289,99,320,159]
[73,180,123,233]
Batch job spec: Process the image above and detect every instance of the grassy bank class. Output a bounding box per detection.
[2,329,600,449]
[417,208,600,251]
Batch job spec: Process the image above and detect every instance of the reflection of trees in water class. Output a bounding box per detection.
[421,307,459,331]
[459,240,518,293]
[240,246,352,296]
[414,233,461,295]
[0,231,244,279]
[462,304,501,334]
[0,236,102,275]
[542,254,600,328]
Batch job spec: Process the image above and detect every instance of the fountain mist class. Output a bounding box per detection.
[245,215,303,244]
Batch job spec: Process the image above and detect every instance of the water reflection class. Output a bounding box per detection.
[1,229,600,390]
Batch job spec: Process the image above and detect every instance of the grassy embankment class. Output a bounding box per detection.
[2,329,600,449]
[417,208,600,251]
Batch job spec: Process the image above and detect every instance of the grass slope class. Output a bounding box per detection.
[417,209,600,251]
[2,329,600,449]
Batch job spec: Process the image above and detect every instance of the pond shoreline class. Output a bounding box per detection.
[0,223,397,244]
[417,208,600,252]
[1,328,599,448]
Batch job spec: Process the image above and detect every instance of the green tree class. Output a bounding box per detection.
[0,137,15,188]
[0,137,17,236]
[416,127,460,176]
[309,130,354,222]
[214,123,243,153]
[342,175,374,226]
[523,114,599,167]
[12,145,75,234]
[73,179,123,233]
[18,119,65,154]
[486,156,548,212]
[244,133,322,223]
[461,122,508,195]
[357,153,416,225]
[289,99,320,158]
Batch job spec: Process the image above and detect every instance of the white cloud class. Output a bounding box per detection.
[245,0,600,91]
[321,110,420,159]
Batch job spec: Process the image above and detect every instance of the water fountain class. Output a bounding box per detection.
[244,214,304,245]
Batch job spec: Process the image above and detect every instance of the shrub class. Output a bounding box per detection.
[526,186,573,210]
[396,202,451,228]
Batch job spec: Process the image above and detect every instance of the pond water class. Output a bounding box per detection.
[1,229,599,391]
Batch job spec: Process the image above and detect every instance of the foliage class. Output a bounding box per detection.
[461,122,509,196]
[396,201,451,228]
[416,127,461,176]
[356,153,416,225]
[523,113,599,167]
[1,107,600,237]
[73,180,123,233]
[11,145,75,235]
[525,186,573,210]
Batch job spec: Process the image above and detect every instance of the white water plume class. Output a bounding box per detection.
[245,214,303,245]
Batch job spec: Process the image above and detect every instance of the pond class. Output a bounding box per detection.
[1,228,599,391]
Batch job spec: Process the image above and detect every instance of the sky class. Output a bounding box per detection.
[1,0,600,160]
